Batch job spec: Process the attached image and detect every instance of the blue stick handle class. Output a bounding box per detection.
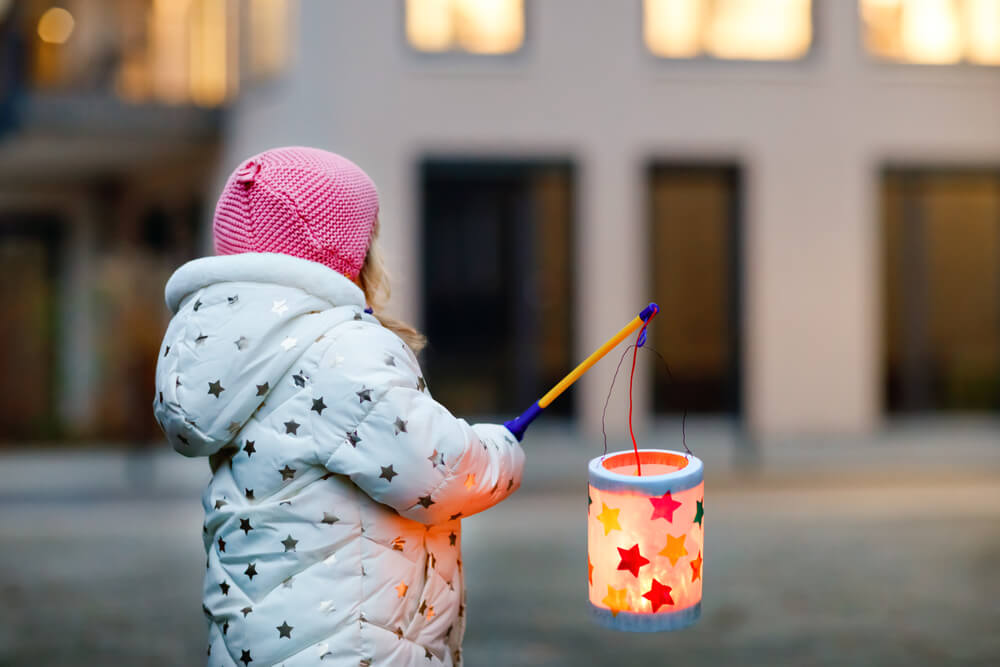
[502,302,658,442]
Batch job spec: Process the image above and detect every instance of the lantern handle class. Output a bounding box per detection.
[503,302,658,442]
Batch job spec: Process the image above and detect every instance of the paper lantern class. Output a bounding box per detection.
[588,449,704,632]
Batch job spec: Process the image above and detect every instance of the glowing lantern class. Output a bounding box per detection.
[588,449,704,631]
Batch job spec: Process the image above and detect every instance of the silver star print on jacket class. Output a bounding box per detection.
[154,252,524,667]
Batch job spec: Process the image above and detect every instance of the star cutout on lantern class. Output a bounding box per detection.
[321,512,339,525]
[354,311,363,321]
[244,562,258,580]
[393,417,407,434]
[395,581,408,598]
[690,551,703,582]
[464,473,476,489]
[450,512,463,521]
[426,605,435,619]
[384,354,396,367]
[357,388,372,403]
[245,488,254,500]
[217,537,226,552]
[228,295,239,305]
[418,495,435,508]
[424,648,433,660]
[281,534,298,552]
[193,299,202,311]
[659,533,688,566]
[617,543,650,578]
[292,371,308,387]
[272,299,288,315]
[394,626,404,639]
[417,376,427,392]
[240,518,253,534]
[241,606,252,617]
[235,336,249,351]
[284,420,300,435]
[177,433,189,446]
[195,333,208,345]
[219,581,230,595]
[596,503,622,535]
[643,578,675,612]
[346,430,361,447]
[240,649,252,665]
[507,478,514,491]
[282,576,294,589]
[276,621,293,639]
[243,440,255,457]
[312,397,327,414]
[588,556,595,585]
[279,465,296,481]
[380,465,398,482]
[427,449,445,468]
[227,421,241,435]
[694,498,705,527]
[208,380,225,397]
[602,585,629,617]
[649,490,683,522]
[163,345,170,357]
[255,383,268,396]
[280,337,297,351]
[449,531,457,546]
[418,601,427,615]
[214,499,227,509]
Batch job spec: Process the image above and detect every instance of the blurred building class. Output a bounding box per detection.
[2,0,999,444]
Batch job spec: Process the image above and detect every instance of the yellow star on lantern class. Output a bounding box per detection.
[602,585,629,617]
[464,473,476,490]
[659,533,688,567]
[395,582,408,598]
[596,503,621,536]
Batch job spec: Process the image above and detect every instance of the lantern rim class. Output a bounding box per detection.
[589,448,703,494]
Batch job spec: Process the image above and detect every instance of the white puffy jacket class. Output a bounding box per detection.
[153,253,525,666]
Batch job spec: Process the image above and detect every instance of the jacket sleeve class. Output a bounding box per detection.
[318,326,525,524]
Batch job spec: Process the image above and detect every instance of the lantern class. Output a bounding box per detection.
[588,449,704,631]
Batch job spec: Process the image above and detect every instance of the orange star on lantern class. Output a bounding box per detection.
[659,533,688,566]
[588,556,594,585]
[649,490,682,522]
[642,578,674,612]
[602,585,629,617]
[690,551,703,582]
[616,543,650,578]
[596,503,621,535]
[395,582,408,598]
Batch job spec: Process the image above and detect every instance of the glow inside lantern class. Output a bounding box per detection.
[588,449,704,632]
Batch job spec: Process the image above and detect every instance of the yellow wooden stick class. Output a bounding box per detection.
[539,315,645,408]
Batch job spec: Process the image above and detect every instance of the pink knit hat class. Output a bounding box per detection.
[213,147,379,280]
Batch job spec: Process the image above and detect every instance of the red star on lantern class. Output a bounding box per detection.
[588,556,594,585]
[642,578,674,612]
[690,551,703,582]
[616,543,650,578]
[649,490,682,522]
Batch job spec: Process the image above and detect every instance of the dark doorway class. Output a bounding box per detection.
[648,164,742,415]
[421,159,574,417]
[882,168,1000,413]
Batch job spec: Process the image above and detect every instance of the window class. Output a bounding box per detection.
[648,165,742,414]
[643,0,812,61]
[406,0,525,54]
[861,0,1000,65]
[421,160,573,417]
[882,169,1000,413]
[20,0,292,106]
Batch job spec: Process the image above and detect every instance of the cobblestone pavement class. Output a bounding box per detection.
[1,445,999,666]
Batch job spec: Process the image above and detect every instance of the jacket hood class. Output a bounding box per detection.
[154,253,366,458]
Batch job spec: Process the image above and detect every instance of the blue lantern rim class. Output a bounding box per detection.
[589,601,702,633]
[588,449,703,495]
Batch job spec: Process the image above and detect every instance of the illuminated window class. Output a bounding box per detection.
[861,0,1000,65]
[643,0,812,61]
[25,0,292,107]
[406,0,525,54]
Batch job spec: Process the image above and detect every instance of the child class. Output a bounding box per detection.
[154,147,525,666]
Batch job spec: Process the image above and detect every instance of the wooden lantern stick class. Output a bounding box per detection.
[503,302,658,441]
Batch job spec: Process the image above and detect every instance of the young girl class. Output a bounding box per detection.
[154,147,525,666]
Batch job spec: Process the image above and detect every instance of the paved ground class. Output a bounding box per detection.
[2,426,1000,666]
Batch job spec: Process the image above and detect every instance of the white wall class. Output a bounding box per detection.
[222,0,1000,440]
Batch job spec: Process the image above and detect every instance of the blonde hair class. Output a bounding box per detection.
[358,224,427,354]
